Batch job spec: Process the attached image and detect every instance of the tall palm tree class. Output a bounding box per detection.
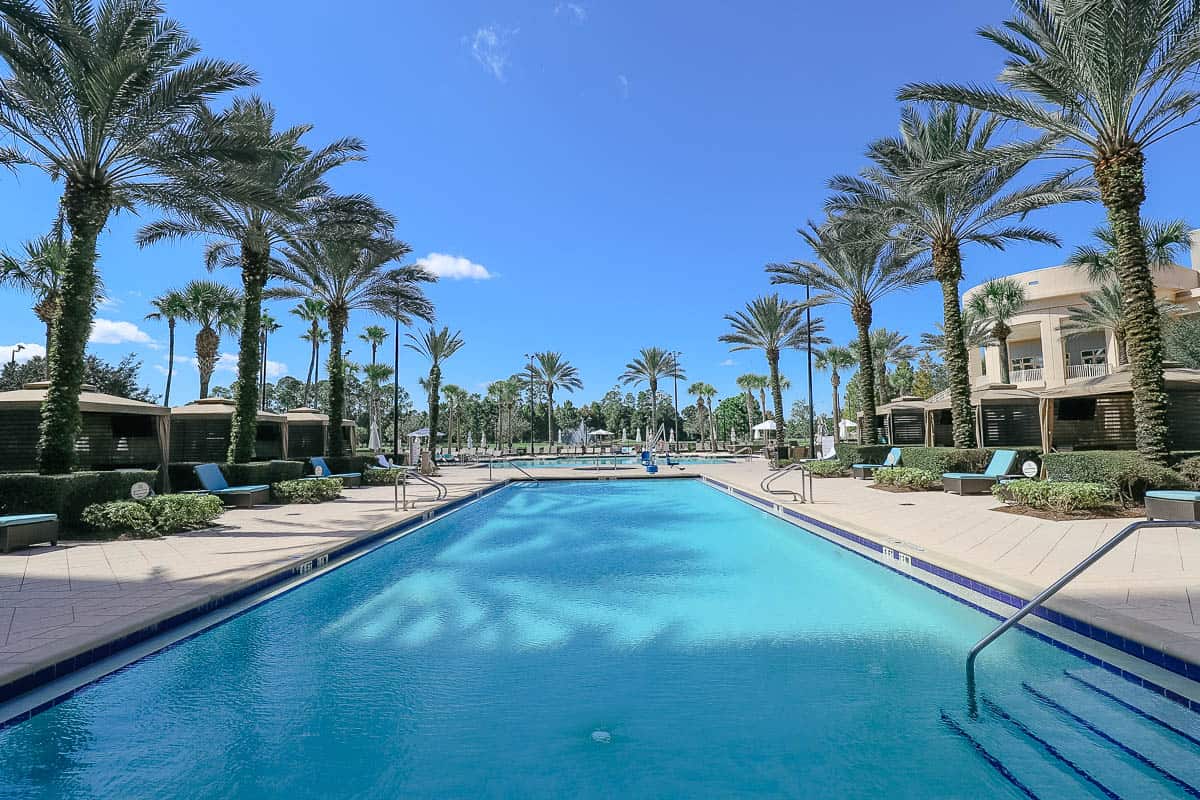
[362,362,394,450]
[967,278,1026,384]
[269,232,434,456]
[0,1,254,473]
[291,299,328,405]
[0,234,82,377]
[719,294,827,430]
[770,219,929,444]
[900,0,1200,463]
[145,290,189,406]
[442,384,468,449]
[532,351,583,444]
[854,328,918,405]
[139,97,368,464]
[688,382,718,449]
[259,312,282,410]
[814,346,856,442]
[405,327,465,446]
[1063,282,1178,367]
[619,347,684,436]
[1068,220,1191,284]
[359,325,389,366]
[177,281,242,399]
[735,373,767,437]
[829,104,1091,447]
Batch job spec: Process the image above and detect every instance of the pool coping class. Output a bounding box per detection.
[697,475,1200,712]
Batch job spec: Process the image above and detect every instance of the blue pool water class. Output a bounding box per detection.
[2,480,1198,798]
[496,455,732,468]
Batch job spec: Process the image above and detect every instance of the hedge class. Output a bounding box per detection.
[82,494,225,538]
[835,445,1040,475]
[835,444,891,469]
[1042,451,1184,500]
[363,466,406,485]
[874,467,942,491]
[272,478,343,504]
[303,455,374,477]
[1178,456,1200,490]
[167,460,305,492]
[806,460,848,478]
[0,470,159,533]
[992,480,1115,513]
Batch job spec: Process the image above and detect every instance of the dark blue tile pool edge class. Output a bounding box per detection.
[0,480,515,722]
[698,475,1200,714]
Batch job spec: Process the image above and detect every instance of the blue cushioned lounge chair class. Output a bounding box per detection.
[306,456,362,488]
[0,514,58,553]
[942,450,1018,495]
[192,463,270,508]
[852,447,901,480]
[1145,490,1200,521]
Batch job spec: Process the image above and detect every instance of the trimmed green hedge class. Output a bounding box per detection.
[82,494,225,538]
[806,460,848,478]
[168,460,305,492]
[1177,456,1200,490]
[874,467,942,491]
[835,445,1040,475]
[304,455,374,476]
[272,478,343,504]
[0,470,159,533]
[835,444,891,468]
[1042,451,1184,500]
[992,479,1115,513]
[363,466,406,485]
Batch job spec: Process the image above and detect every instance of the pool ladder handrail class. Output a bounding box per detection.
[965,518,1200,715]
[489,460,540,485]
[392,467,449,511]
[759,462,813,503]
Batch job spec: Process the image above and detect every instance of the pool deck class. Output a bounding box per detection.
[2,458,1200,701]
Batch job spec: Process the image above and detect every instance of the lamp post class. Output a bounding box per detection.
[806,282,815,459]
[392,292,400,461]
[525,353,535,455]
[10,344,24,365]
[671,350,682,447]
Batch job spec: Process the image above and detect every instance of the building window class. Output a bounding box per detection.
[1010,356,1041,372]
[1079,348,1106,366]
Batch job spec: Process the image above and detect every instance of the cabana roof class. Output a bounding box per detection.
[0,382,167,415]
[285,407,328,423]
[172,397,286,423]
[1041,365,1200,398]
[923,384,1039,410]
[877,396,928,414]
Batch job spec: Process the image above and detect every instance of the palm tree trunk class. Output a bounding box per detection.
[37,180,112,474]
[852,303,878,446]
[42,320,53,380]
[163,319,176,407]
[831,372,841,443]
[650,377,658,434]
[1095,149,1169,464]
[996,323,1011,384]
[932,240,975,449]
[228,244,270,464]
[196,328,218,399]
[768,348,785,433]
[327,307,348,456]
[547,385,554,445]
[759,389,767,421]
[743,392,753,440]
[428,364,441,446]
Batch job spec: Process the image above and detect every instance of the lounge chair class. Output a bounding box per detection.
[1145,490,1200,521]
[852,447,901,479]
[942,450,1019,495]
[192,463,270,508]
[307,456,362,488]
[0,514,58,553]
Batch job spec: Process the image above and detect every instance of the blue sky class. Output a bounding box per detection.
[0,0,1197,414]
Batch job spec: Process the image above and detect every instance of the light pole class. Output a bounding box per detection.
[525,353,535,455]
[671,350,682,448]
[392,292,400,461]
[10,344,24,365]
[806,282,815,458]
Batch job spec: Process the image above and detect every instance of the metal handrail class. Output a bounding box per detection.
[760,462,811,503]
[393,469,408,511]
[406,469,448,500]
[965,518,1200,714]
[490,460,540,485]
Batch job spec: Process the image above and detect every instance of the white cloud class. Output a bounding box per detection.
[720,358,736,367]
[617,73,630,99]
[89,318,159,348]
[0,342,45,364]
[417,252,495,281]
[555,2,587,23]
[265,359,287,379]
[467,25,518,81]
[213,352,286,378]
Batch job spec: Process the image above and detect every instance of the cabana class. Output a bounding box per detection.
[921,389,958,447]
[973,385,1042,449]
[282,408,355,457]
[1039,365,1200,452]
[0,382,169,475]
[170,398,287,463]
[876,396,927,447]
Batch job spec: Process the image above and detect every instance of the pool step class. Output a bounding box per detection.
[1063,668,1200,747]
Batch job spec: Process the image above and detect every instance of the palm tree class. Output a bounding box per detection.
[1068,220,1191,284]
[406,327,465,445]
[0,1,254,473]
[0,234,80,377]
[770,219,929,445]
[177,281,242,399]
[814,346,856,442]
[359,325,389,366]
[900,0,1200,463]
[854,328,918,405]
[829,104,1091,447]
[532,352,583,444]
[719,294,827,431]
[362,362,394,450]
[619,347,684,436]
[442,384,468,449]
[145,290,189,406]
[1063,282,1178,368]
[919,306,988,357]
[291,299,328,405]
[259,312,282,410]
[270,232,434,456]
[139,97,368,464]
[688,382,718,449]
[736,373,766,438]
[967,278,1026,384]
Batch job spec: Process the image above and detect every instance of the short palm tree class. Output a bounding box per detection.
[145,290,189,406]
[770,219,929,444]
[967,278,1026,384]
[291,299,328,405]
[687,382,718,449]
[270,233,434,455]
[532,351,583,443]
[719,294,827,430]
[736,373,767,436]
[406,327,465,445]
[919,306,988,357]
[362,362,394,449]
[854,328,919,405]
[829,103,1091,447]
[619,347,684,436]
[1068,220,1191,284]
[0,234,78,375]
[1063,282,1178,367]
[900,0,1200,463]
[442,384,468,449]
[814,346,856,441]
[359,325,390,366]
[0,1,254,473]
[139,97,367,463]
[259,312,282,410]
[177,281,242,399]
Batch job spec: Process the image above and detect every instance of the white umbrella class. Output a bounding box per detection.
[621,427,627,441]
[482,431,487,448]
[467,431,474,449]
[368,416,382,453]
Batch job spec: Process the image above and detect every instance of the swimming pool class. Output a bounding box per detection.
[494,455,733,468]
[1,479,1197,798]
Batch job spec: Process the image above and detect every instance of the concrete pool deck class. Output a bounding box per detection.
[2,459,1200,700]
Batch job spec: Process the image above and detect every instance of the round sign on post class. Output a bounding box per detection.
[130,482,151,500]
[314,465,325,477]
[1021,460,1039,479]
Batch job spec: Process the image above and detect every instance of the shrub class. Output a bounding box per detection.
[896,447,989,474]
[308,455,373,476]
[167,460,305,492]
[1042,451,1184,500]
[0,470,159,533]
[874,467,942,491]
[362,467,405,486]
[81,494,224,538]
[835,444,890,469]
[806,460,848,478]
[992,479,1115,513]
[1177,456,1200,490]
[272,478,343,504]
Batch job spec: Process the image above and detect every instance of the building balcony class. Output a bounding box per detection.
[1067,363,1109,380]
[1009,367,1044,384]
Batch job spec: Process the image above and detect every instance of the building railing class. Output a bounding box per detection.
[1066,363,1109,380]
[1009,367,1044,384]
